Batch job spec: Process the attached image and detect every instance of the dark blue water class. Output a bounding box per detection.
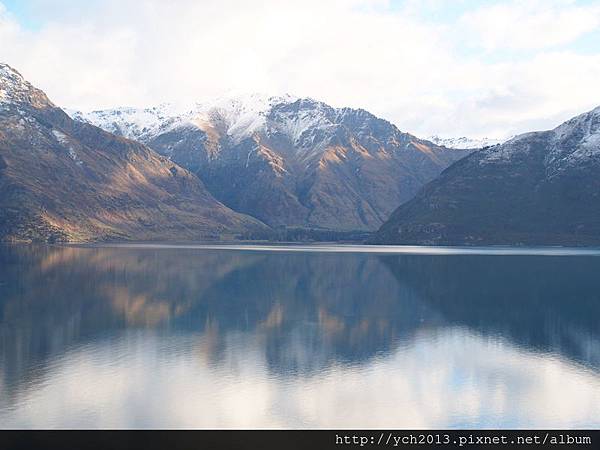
[1,244,599,428]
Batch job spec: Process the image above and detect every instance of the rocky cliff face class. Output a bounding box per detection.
[0,64,266,242]
[72,96,471,231]
[372,106,600,245]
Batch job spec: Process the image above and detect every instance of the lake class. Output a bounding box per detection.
[1,243,600,428]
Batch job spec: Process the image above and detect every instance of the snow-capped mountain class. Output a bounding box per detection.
[68,104,187,142]
[68,93,299,144]
[426,135,507,149]
[373,105,600,245]
[71,96,473,231]
[0,63,265,243]
[478,106,600,170]
[0,64,53,110]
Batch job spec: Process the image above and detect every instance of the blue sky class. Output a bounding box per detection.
[1,0,600,138]
[2,1,36,28]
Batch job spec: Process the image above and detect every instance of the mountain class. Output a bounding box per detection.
[71,96,472,231]
[372,106,600,245]
[426,135,507,149]
[0,64,266,243]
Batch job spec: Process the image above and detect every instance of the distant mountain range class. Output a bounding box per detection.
[70,96,471,232]
[0,63,265,242]
[372,106,600,245]
[3,62,599,245]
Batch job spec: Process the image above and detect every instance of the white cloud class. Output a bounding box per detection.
[0,0,599,139]
[461,0,600,51]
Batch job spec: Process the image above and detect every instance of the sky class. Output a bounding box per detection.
[1,0,600,139]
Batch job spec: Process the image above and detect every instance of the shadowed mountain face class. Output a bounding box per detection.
[73,97,471,231]
[0,64,266,242]
[373,106,600,245]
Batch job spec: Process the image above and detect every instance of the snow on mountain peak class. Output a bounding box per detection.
[194,92,298,142]
[205,92,296,114]
[68,104,189,141]
[427,135,506,149]
[552,105,600,141]
[0,63,39,106]
[478,105,600,167]
[546,105,600,168]
[68,93,308,143]
[0,63,23,82]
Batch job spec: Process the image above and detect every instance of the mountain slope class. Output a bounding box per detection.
[0,64,266,242]
[72,96,472,231]
[372,106,600,245]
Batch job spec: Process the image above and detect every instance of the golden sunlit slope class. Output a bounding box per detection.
[0,64,267,242]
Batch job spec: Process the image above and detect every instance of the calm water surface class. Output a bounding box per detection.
[1,244,599,428]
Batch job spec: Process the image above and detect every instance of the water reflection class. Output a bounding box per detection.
[0,245,599,428]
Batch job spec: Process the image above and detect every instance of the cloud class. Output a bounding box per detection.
[461,0,600,51]
[0,0,599,138]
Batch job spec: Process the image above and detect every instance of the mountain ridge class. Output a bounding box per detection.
[372,105,600,245]
[426,135,507,149]
[0,63,266,242]
[71,96,472,231]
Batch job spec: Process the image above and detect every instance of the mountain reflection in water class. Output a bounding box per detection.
[0,244,599,428]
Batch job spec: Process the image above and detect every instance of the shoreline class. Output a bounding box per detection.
[55,241,600,256]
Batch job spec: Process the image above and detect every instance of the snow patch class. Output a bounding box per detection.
[270,100,337,147]
[52,129,69,144]
[52,128,83,165]
[427,135,507,149]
